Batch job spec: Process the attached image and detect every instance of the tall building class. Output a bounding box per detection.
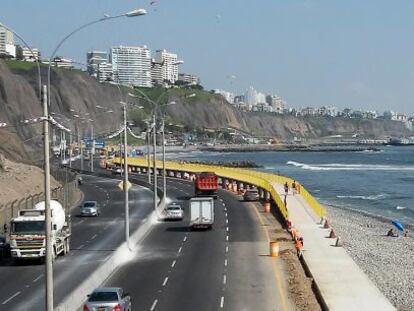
[110,46,152,87]
[16,45,40,62]
[177,73,200,85]
[151,60,163,85]
[87,50,108,76]
[0,24,15,57]
[266,95,285,113]
[154,49,179,84]
[245,86,266,106]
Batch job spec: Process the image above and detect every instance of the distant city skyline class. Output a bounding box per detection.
[2,0,414,114]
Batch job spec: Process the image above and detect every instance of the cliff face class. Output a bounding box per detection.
[0,59,411,162]
[165,95,411,139]
[0,60,124,162]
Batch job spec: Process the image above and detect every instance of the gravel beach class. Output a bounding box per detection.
[326,205,414,311]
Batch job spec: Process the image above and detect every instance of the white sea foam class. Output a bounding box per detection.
[336,194,388,200]
[286,161,414,171]
[396,206,407,210]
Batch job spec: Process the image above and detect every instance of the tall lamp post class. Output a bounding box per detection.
[43,8,146,311]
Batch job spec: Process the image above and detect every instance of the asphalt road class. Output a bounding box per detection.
[105,177,289,311]
[0,174,154,310]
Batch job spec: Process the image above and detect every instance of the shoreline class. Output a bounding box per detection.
[326,205,414,310]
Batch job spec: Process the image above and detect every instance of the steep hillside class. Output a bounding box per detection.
[0,59,411,162]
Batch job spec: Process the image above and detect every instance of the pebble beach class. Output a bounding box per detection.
[327,205,414,311]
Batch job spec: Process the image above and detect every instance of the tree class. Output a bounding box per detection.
[15,45,24,60]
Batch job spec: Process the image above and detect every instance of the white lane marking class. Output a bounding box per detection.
[183,236,187,242]
[162,277,169,286]
[226,236,229,241]
[226,246,229,253]
[178,247,182,253]
[224,208,227,212]
[226,227,229,232]
[222,203,225,206]
[225,213,228,217]
[223,275,227,285]
[33,274,43,283]
[2,291,21,305]
[171,260,176,268]
[78,219,85,224]
[91,234,97,240]
[226,219,229,224]
[150,299,158,311]
[220,296,225,308]
[224,259,228,267]
[78,244,85,249]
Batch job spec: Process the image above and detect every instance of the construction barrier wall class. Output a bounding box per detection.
[113,157,326,219]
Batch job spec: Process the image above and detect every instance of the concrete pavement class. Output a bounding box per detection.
[274,184,395,311]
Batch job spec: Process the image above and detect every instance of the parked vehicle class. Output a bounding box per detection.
[189,197,214,229]
[194,172,218,198]
[83,287,131,311]
[243,188,260,201]
[112,166,124,175]
[164,203,184,221]
[80,201,101,217]
[9,200,71,261]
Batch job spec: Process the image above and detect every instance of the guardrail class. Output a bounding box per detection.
[112,157,326,220]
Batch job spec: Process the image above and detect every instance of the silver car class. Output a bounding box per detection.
[165,203,184,220]
[83,287,131,311]
[80,201,101,217]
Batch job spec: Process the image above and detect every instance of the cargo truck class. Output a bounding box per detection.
[194,172,218,198]
[9,200,71,261]
[189,197,214,229]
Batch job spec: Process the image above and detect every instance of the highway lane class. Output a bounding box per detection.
[0,175,154,310]
[105,176,290,311]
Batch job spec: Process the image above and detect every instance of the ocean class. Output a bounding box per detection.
[167,146,414,224]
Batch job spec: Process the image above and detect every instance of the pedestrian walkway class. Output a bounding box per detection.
[273,184,395,311]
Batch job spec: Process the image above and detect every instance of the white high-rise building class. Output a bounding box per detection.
[154,49,179,84]
[110,46,152,87]
[0,24,15,57]
[21,46,40,61]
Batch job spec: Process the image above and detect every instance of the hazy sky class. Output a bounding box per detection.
[2,1,414,114]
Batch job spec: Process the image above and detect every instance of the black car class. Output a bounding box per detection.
[0,235,10,259]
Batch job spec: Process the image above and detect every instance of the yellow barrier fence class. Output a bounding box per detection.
[113,157,325,219]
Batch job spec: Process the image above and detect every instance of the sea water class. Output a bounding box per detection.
[168,146,414,224]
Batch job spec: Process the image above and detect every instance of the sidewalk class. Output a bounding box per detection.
[273,184,395,311]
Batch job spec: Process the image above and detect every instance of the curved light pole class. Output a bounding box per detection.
[43,8,146,311]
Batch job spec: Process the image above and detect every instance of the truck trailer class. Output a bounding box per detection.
[189,197,215,230]
[9,200,71,261]
[194,172,218,198]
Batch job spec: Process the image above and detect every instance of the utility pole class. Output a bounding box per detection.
[147,126,151,184]
[90,124,94,172]
[152,113,158,210]
[69,132,72,168]
[42,85,53,311]
[161,118,167,200]
[123,104,130,247]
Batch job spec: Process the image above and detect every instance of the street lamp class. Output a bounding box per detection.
[42,8,146,311]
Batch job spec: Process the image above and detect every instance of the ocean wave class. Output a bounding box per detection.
[396,206,407,210]
[336,194,388,200]
[286,161,414,171]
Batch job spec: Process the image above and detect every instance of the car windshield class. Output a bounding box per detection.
[168,206,181,210]
[88,291,118,302]
[247,190,258,194]
[83,202,96,208]
[11,221,45,235]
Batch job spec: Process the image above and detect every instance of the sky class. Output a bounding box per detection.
[2,0,414,114]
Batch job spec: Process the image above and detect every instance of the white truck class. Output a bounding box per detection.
[189,197,214,230]
[9,200,71,261]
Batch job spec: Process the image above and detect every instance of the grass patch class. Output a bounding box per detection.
[4,59,40,71]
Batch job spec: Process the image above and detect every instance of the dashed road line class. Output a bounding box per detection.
[91,234,98,240]
[2,291,21,305]
[33,274,43,283]
[171,260,176,268]
[224,259,228,267]
[78,244,85,249]
[226,227,229,232]
[183,236,187,242]
[162,277,169,286]
[226,235,229,241]
[220,296,225,308]
[223,274,227,285]
[178,247,182,253]
[225,246,229,253]
[150,299,158,311]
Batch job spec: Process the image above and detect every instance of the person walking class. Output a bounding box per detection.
[292,180,297,195]
[284,182,289,195]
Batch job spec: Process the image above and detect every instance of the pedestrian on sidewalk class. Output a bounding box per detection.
[292,180,297,195]
[284,182,289,195]
[295,236,303,257]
